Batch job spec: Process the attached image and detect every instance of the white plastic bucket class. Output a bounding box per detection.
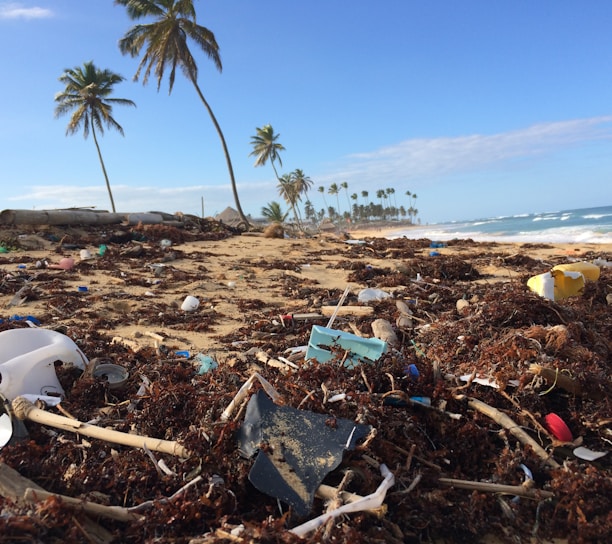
[0,329,88,400]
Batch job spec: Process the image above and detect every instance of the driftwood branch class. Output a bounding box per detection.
[529,363,582,395]
[12,396,190,458]
[463,396,560,469]
[23,488,144,522]
[438,477,554,499]
[0,462,113,544]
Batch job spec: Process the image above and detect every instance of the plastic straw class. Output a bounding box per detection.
[325,285,351,328]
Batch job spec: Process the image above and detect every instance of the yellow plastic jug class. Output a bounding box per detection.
[527,261,600,301]
[551,262,600,281]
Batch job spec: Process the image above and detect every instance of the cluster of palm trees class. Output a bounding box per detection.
[54,0,250,226]
[251,125,419,227]
[311,185,419,225]
[53,1,419,230]
[250,125,313,228]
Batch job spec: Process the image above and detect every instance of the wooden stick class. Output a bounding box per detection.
[321,305,374,317]
[438,478,554,499]
[23,488,144,522]
[12,396,190,459]
[464,397,560,469]
[315,484,384,516]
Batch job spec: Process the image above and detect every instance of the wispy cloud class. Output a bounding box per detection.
[0,2,52,20]
[6,181,275,217]
[325,116,612,186]
[4,117,612,219]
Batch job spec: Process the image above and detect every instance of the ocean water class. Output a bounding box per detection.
[387,205,612,244]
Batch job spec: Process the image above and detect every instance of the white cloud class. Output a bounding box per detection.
[0,2,52,19]
[326,116,612,186]
[6,180,276,218]
[5,117,612,221]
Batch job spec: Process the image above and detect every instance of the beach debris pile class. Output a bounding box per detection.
[0,218,611,543]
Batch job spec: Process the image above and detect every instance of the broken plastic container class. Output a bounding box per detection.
[306,325,387,367]
[0,328,88,400]
[552,261,600,281]
[238,390,372,516]
[527,261,600,301]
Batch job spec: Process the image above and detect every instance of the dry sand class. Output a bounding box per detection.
[6,227,609,356]
[4,226,610,357]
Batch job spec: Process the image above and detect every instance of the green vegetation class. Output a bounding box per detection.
[54,61,135,213]
[261,201,289,223]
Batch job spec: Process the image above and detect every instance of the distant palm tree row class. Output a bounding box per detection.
[251,125,419,227]
[310,185,419,225]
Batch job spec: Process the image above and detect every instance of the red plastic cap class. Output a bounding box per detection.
[544,413,573,442]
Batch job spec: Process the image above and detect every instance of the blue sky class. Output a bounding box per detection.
[1,1,611,224]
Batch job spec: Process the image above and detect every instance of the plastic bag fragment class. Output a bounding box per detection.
[238,390,371,516]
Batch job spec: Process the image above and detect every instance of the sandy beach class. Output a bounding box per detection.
[4,222,609,353]
[1,219,610,542]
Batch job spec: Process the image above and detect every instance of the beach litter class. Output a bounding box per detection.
[238,389,372,517]
[0,214,610,542]
[0,328,87,401]
[306,325,387,366]
[527,260,600,300]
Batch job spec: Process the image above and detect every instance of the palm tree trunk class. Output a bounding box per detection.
[190,77,250,229]
[91,123,116,213]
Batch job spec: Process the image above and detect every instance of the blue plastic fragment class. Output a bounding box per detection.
[9,315,41,326]
[175,350,190,358]
[409,396,432,406]
[405,363,420,379]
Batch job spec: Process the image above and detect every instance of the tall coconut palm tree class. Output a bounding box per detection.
[291,168,313,213]
[328,183,340,216]
[277,173,300,225]
[54,61,135,213]
[340,181,351,212]
[115,0,249,227]
[318,186,329,211]
[350,192,358,221]
[249,124,285,179]
[303,199,315,224]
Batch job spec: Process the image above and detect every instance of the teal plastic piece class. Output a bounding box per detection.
[196,354,218,374]
[306,325,387,368]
